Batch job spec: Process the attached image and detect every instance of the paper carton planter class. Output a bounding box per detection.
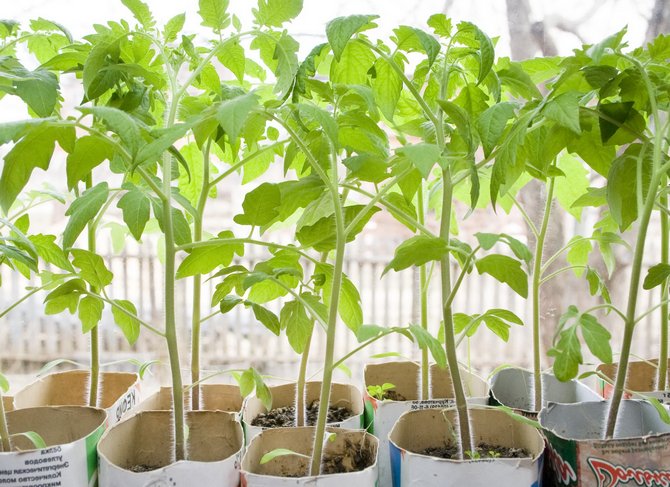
[389,408,544,487]
[138,384,243,413]
[363,361,489,487]
[242,382,364,442]
[540,400,670,486]
[0,406,107,486]
[490,368,601,416]
[598,360,670,405]
[2,396,13,413]
[240,426,378,486]
[98,410,243,487]
[14,370,141,425]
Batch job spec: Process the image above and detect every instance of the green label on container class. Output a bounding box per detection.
[544,430,578,486]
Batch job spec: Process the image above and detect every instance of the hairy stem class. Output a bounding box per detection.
[417,185,429,400]
[296,326,314,427]
[532,177,555,411]
[190,140,211,411]
[86,175,100,408]
[440,169,472,458]
[658,191,669,390]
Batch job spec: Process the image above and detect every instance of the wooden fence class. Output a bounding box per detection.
[0,237,663,383]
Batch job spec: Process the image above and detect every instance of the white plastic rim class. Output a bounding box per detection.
[98,410,244,487]
[241,426,378,487]
[389,408,544,487]
[489,367,601,415]
[14,370,141,426]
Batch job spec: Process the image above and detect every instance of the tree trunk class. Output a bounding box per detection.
[647,0,670,42]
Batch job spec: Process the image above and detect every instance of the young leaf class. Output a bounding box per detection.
[580,314,612,364]
[326,15,378,61]
[71,249,113,290]
[280,300,313,353]
[392,26,440,67]
[65,135,115,190]
[117,187,150,241]
[216,91,259,143]
[29,234,73,271]
[372,57,402,120]
[78,106,141,156]
[251,303,281,335]
[164,13,186,42]
[121,0,155,28]
[476,102,515,157]
[475,254,528,298]
[550,324,581,382]
[260,448,309,464]
[198,0,230,31]
[543,92,581,135]
[253,0,303,27]
[456,21,494,83]
[111,299,141,345]
[396,143,441,179]
[176,235,243,279]
[217,40,245,83]
[383,236,449,275]
[78,296,104,333]
[643,264,670,290]
[220,295,244,313]
[409,325,446,368]
[233,183,281,226]
[63,183,109,249]
[317,263,363,333]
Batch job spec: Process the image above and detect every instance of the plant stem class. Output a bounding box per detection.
[85,175,100,408]
[439,169,472,458]
[309,165,346,476]
[0,390,11,452]
[296,326,313,427]
[531,177,555,411]
[605,54,667,438]
[190,140,211,411]
[418,184,429,400]
[658,190,669,391]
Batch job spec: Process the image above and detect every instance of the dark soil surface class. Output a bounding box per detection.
[251,400,353,428]
[321,439,375,474]
[420,442,531,460]
[381,390,406,401]
[129,464,161,472]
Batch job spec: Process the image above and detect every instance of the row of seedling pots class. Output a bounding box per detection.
[9,360,670,487]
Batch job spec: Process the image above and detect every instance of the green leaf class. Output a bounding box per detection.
[12,431,47,450]
[606,147,649,231]
[233,183,281,227]
[71,249,113,289]
[251,303,280,335]
[550,322,581,382]
[372,57,402,120]
[14,69,59,117]
[643,264,670,290]
[543,92,581,135]
[164,13,186,42]
[330,40,375,85]
[29,234,72,271]
[598,101,634,144]
[645,397,670,425]
[427,14,452,37]
[63,183,109,249]
[43,278,86,315]
[475,254,528,298]
[317,263,363,333]
[580,314,612,364]
[198,0,230,31]
[134,123,192,169]
[280,300,313,353]
[253,0,303,27]
[477,102,515,157]
[392,26,440,67]
[0,244,37,273]
[78,106,141,156]
[409,325,446,368]
[117,187,150,241]
[456,22,494,83]
[384,236,449,275]
[217,40,245,83]
[151,200,192,246]
[66,135,115,190]
[0,372,8,393]
[326,15,378,61]
[216,91,258,143]
[111,299,141,345]
[396,143,441,179]
[260,448,308,465]
[78,296,103,333]
[554,153,589,220]
[0,123,72,213]
[121,0,155,28]
[566,238,592,276]
[220,295,244,313]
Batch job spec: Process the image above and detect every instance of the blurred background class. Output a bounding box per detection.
[0,0,668,390]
